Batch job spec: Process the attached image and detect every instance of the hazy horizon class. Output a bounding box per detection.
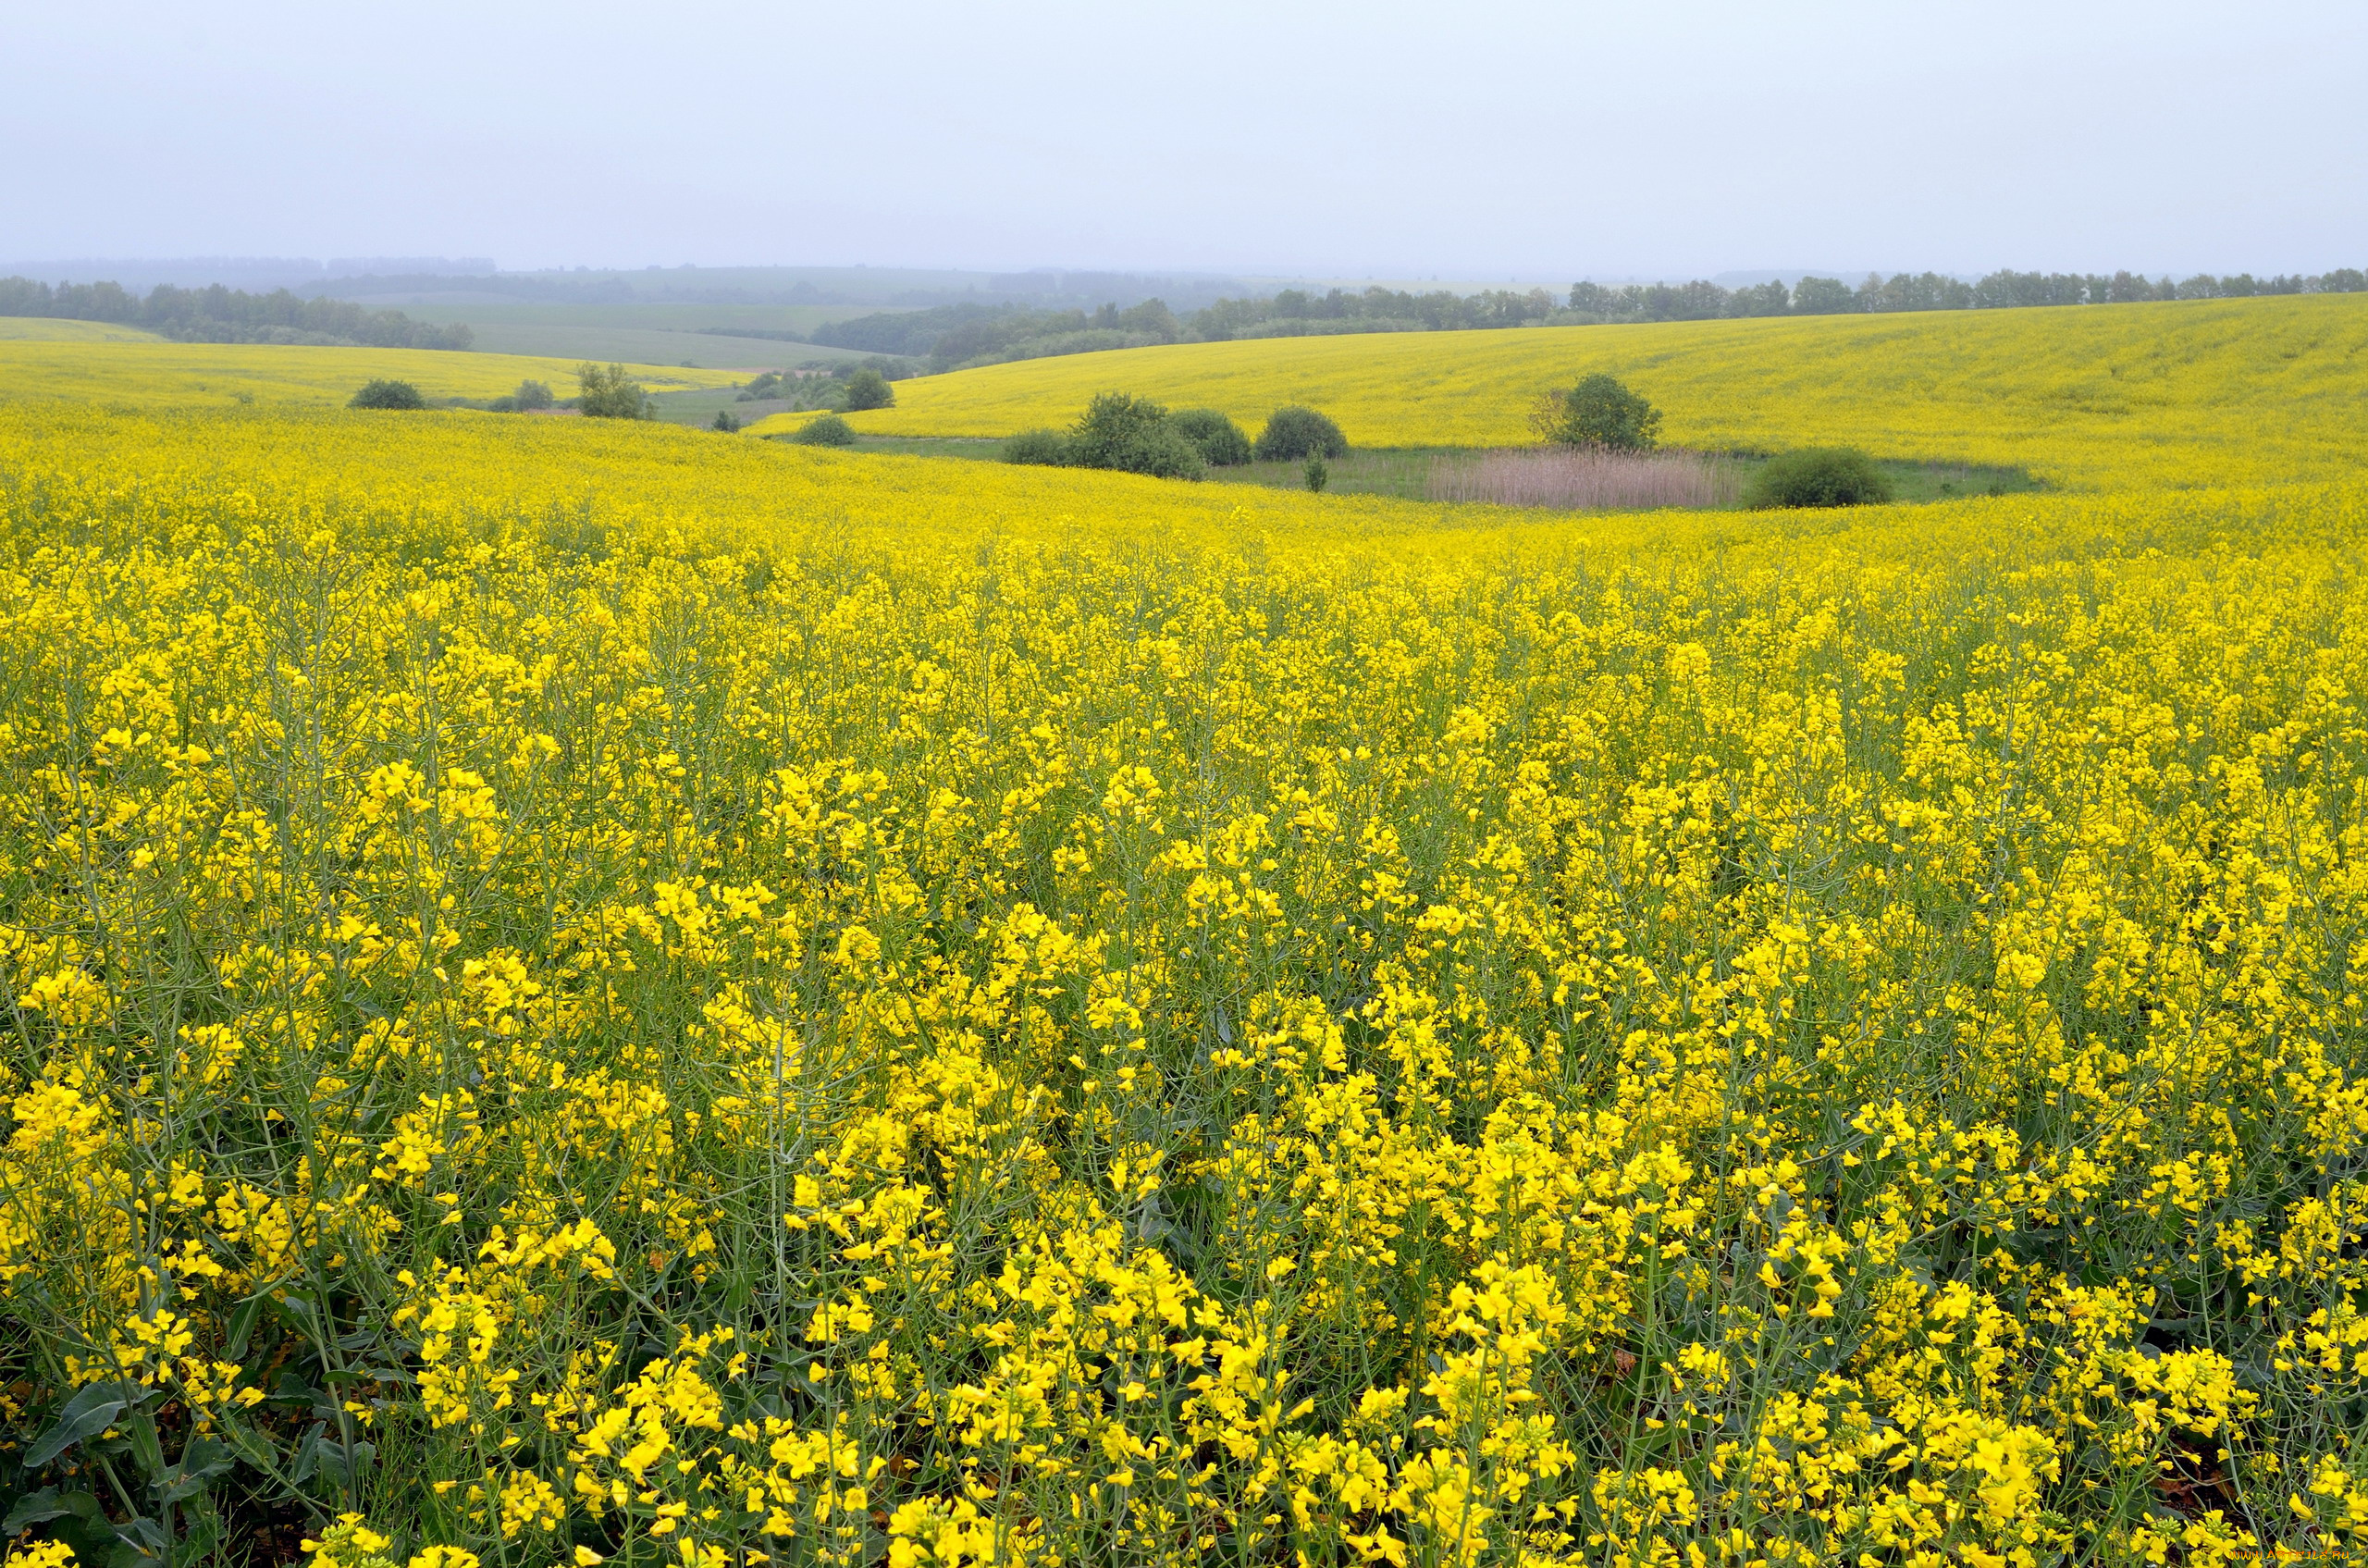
[6,0,2360,281]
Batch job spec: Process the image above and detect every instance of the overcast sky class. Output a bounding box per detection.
[5,0,2360,281]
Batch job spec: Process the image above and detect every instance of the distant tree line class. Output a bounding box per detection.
[792,262,2368,378]
[1189,286,1563,339]
[1568,266,2368,322]
[735,360,911,412]
[0,276,472,349]
[809,301,1189,372]
[808,290,1567,370]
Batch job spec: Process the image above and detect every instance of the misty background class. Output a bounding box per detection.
[3,0,2362,284]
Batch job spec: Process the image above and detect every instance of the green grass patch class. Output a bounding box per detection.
[740,429,2043,510]
[1209,449,2044,506]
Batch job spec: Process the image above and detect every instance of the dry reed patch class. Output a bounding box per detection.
[1426,445,1742,510]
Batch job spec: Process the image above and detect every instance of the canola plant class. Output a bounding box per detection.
[3,327,2368,1568]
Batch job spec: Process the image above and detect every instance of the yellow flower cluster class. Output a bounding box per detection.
[751,291,2368,490]
[2,354,2366,1564]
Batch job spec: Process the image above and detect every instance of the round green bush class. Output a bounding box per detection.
[349,378,426,410]
[1253,405,1348,462]
[1173,408,1252,466]
[786,414,857,447]
[1004,428,1073,465]
[1112,424,1205,481]
[1745,448,1895,509]
[842,368,895,412]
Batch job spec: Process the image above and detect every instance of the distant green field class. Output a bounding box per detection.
[448,323,868,370]
[336,300,906,370]
[346,301,899,334]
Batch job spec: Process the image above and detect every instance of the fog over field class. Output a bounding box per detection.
[3,0,2360,279]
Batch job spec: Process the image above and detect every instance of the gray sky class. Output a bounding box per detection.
[5,0,2361,280]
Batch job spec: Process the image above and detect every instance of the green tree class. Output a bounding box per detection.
[1789,276,1857,315]
[1068,393,1204,479]
[1003,428,1073,465]
[512,379,554,410]
[348,378,426,410]
[1745,448,1893,509]
[1531,374,1660,451]
[786,414,857,447]
[842,367,895,411]
[1173,409,1252,466]
[1252,405,1348,462]
[576,363,651,419]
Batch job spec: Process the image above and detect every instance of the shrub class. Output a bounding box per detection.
[1068,393,1169,467]
[712,410,742,433]
[1069,393,1204,480]
[1173,408,1252,466]
[786,414,857,447]
[577,363,651,420]
[349,378,426,411]
[999,396,1207,480]
[1113,424,1207,480]
[512,379,554,411]
[1254,405,1348,462]
[1004,428,1073,465]
[1745,447,1895,509]
[1531,374,1660,451]
[843,368,895,412]
[1304,457,1329,492]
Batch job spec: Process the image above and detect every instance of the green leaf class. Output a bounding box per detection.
[27,1381,136,1467]
[222,1294,266,1362]
[4,1487,100,1533]
[106,1515,169,1567]
[213,1412,279,1470]
[158,1435,235,1502]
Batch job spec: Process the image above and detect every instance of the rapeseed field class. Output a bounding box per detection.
[5,332,2368,1568]
[0,342,744,413]
[750,293,2368,490]
[0,321,166,344]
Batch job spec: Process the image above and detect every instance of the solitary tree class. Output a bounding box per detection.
[787,414,857,447]
[842,367,895,411]
[349,378,426,410]
[1531,374,1661,451]
[1252,405,1348,462]
[576,364,651,419]
[1744,448,1893,509]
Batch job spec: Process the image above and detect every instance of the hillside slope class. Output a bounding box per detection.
[0,340,746,410]
[750,293,2368,489]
